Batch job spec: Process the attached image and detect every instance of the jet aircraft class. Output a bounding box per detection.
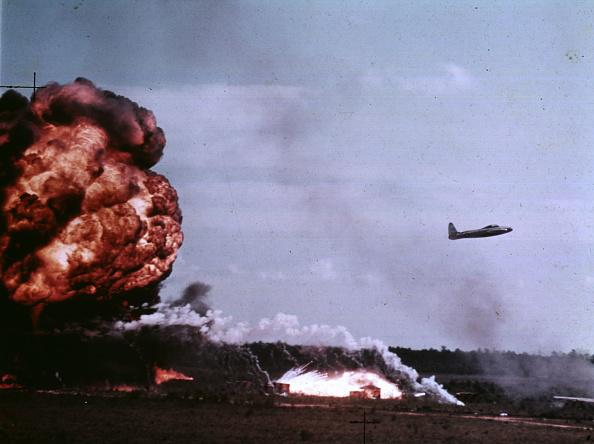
[448,222,512,240]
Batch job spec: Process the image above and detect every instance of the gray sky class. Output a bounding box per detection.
[3,0,594,352]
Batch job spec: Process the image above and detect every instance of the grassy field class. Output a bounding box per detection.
[0,391,593,444]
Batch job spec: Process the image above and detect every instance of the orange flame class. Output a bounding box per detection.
[154,367,194,385]
[0,80,183,317]
[111,384,138,392]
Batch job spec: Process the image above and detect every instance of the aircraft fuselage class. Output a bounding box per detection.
[448,223,512,240]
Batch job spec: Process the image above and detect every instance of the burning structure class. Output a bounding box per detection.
[350,384,381,400]
[275,366,399,399]
[273,382,290,395]
[273,379,382,400]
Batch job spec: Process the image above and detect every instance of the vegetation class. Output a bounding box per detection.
[1,391,592,443]
[390,346,594,378]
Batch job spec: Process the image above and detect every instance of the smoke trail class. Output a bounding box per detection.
[170,281,211,316]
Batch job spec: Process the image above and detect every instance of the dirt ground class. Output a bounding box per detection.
[0,391,593,444]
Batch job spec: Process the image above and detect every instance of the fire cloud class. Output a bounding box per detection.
[0,79,182,322]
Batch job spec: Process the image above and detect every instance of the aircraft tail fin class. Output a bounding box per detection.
[448,222,458,240]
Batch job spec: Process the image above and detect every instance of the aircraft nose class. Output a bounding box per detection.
[508,227,513,232]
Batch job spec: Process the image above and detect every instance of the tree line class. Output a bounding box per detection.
[390,346,594,379]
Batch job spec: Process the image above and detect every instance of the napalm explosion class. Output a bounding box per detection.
[0,79,182,326]
[276,366,402,399]
[0,79,461,405]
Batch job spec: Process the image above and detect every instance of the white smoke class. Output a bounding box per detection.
[117,303,462,405]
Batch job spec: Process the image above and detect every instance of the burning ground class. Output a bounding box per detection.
[115,299,462,404]
[0,307,459,403]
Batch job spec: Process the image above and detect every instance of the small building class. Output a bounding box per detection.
[349,390,365,399]
[273,382,290,395]
[350,384,381,400]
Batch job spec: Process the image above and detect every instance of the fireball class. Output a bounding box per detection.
[0,79,183,319]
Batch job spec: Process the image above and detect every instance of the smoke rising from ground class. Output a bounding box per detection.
[170,281,211,316]
[118,294,462,405]
[0,80,182,321]
[476,350,594,398]
[438,277,506,347]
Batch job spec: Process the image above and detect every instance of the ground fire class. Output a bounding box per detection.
[154,367,194,385]
[0,79,182,326]
[111,384,138,393]
[275,366,402,399]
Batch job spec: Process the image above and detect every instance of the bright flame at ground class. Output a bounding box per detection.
[277,367,402,399]
[111,384,138,392]
[154,367,194,385]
